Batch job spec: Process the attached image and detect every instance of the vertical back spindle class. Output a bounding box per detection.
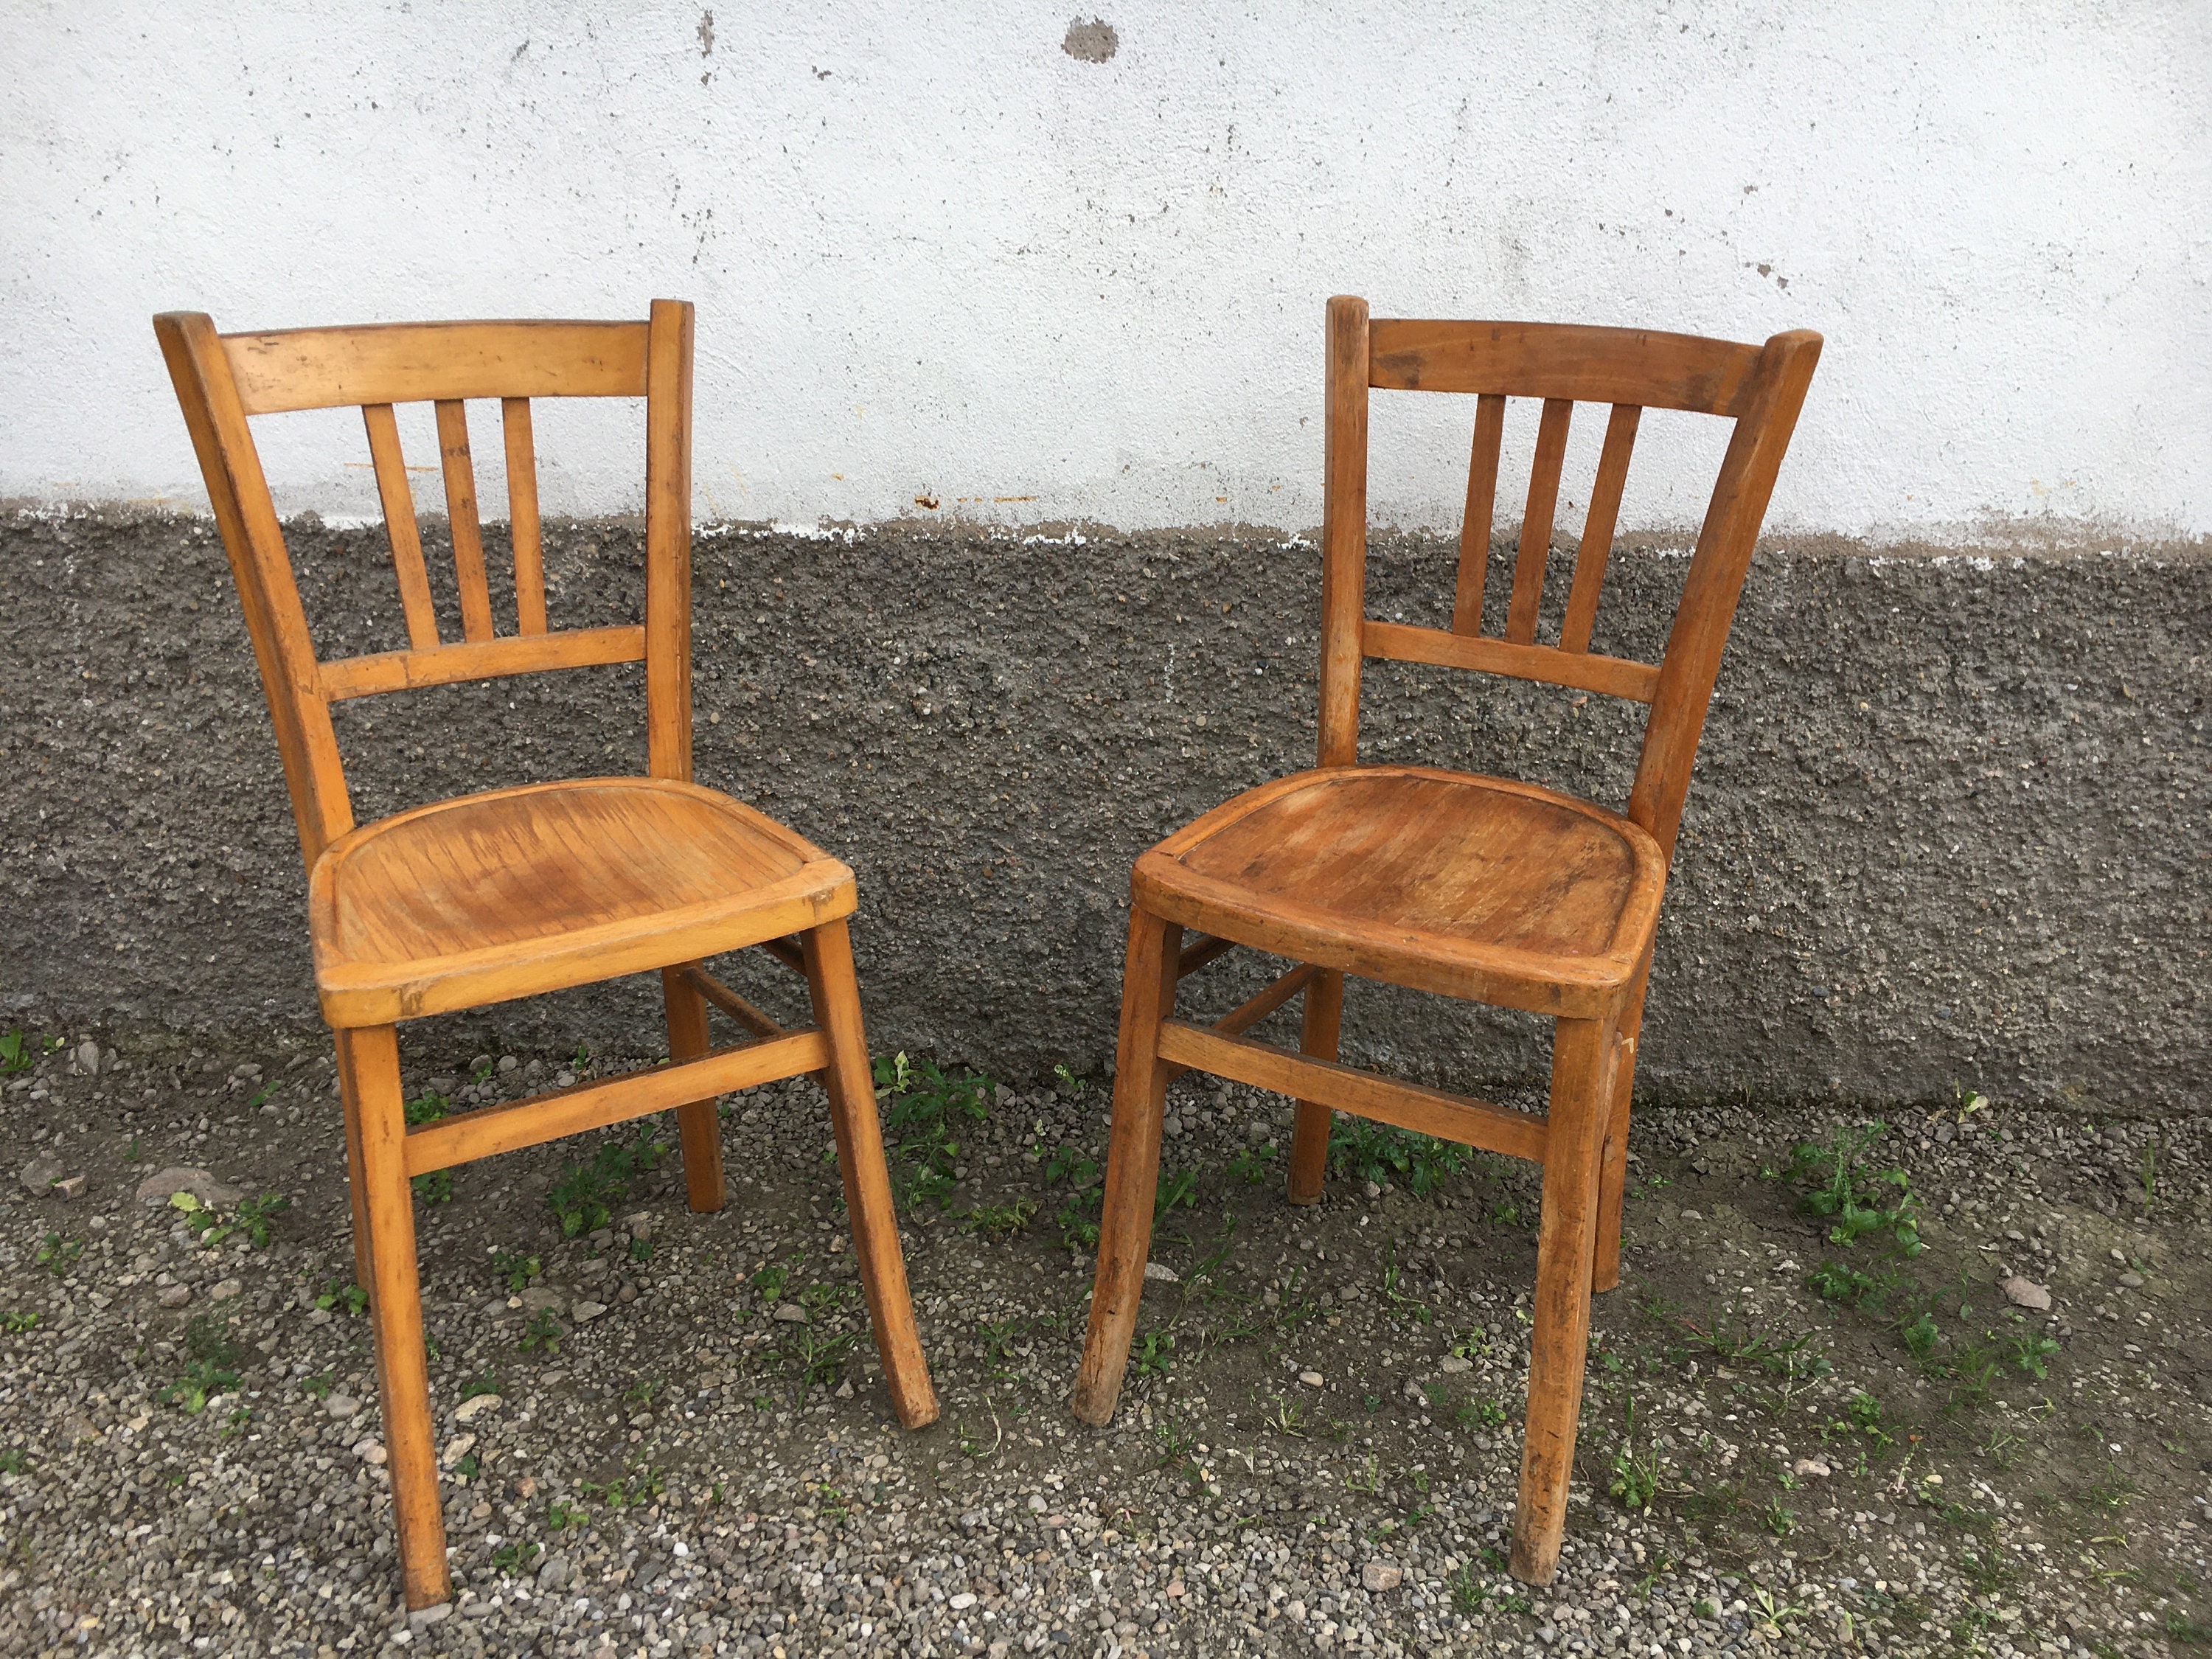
[1450,393,1507,635]
[1505,397,1573,644]
[361,404,441,651]
[434,400,495,643]
[1557,403,1641,655]
[501,398,547,634]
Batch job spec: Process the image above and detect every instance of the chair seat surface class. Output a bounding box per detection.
[1134,765,1666,1014]
[308,777,853,1024]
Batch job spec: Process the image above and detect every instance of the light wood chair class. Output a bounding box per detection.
[153,301,939,1611]
[1070,298,1820,1583]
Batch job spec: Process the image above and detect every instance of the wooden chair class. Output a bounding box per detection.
[1070,298,1820,1583]
[153,301,939,1612]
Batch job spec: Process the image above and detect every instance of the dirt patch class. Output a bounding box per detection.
[1,1016,2207,1655]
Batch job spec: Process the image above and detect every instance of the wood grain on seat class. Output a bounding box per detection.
[1135,766,1665,1017]
[310,779,855,1026]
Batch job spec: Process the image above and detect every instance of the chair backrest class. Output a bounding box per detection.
[153,301,695,873]
[1318,296,1821,860]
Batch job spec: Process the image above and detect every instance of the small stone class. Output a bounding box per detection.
[1363,1181,1382,1199]
[352,1437,387,1464]
[207,1278,243,1302]
[52,1174,86,1199]
[2117,1272,2144,1290]
[453,1394,502,1423]
[571,1301,608,1324]
[1679,1208,1704,1221]
[1361,1562,1403,1592]
[554,1071,577,1088]
[518,1287,566,1313]
[135,1166,243,1208]
[324,1395,360,1420]
[834,1378,855,1399]
[440,1434,476,1468]
[2000,1275,2053,1312]
[1245,1122,1269,1144]
[1144,1262,1180,1284]
[1298,1371,1324,1388]
[497,1056,519,1074]
[950,1592,978,1610]
[76,1040,100,1076]
[536,1554,571,1590]
[406,1602,451,1631]
[1438,1355,1473,1374]
[1792,1458,1832,1479]
[1400,1380,1427,1407]
[1028,1494,1048,1512]
[158,1285,192,1308]
[773,1304,810,1324]
[18,1155,63,1195]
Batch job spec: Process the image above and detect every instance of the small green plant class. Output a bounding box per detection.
[313,1279,368,1315]
[1130,1328,1176,1378]
[582,1463,667,1512]
[33,1233,82,1275]
[1784,1121,1922,1255]
[1155,1167,1197,1215]
[872,1052,992,1210]
[1379,1251,1433,1326]
[234,1194,291,1246]
[1327,1119,1470,1196]
[300,1372,334,1400]
[491,1539,543,1576]
[549,1123,668,1237]
[1227,1142,1277,1185]
[960,1197,1038,1239]
[0,1031,60,1074]
[1455,1395,1509,1430]
[1806,1260,1884,1305]
[1750,1587,1806,1635]
[1607,1400,1660,1512]
[490,1249,542,1292]
[1052,1063,1085,1094]
[2,1311,40,1335]
[0,1450,27,1475]
[627,1236,653,1262]
[518,1311,563,1356]
[545,1497,588,1532]
[1761,1500,1797,1537]
[750,1261,790,1302]
[405,1093,455,1202]
[460,1371,501,1402]
[164,1321,243,1414]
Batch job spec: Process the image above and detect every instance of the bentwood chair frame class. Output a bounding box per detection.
[154,300,939,1611]
[1071,296,1820,1583]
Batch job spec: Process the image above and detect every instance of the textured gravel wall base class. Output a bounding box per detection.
[2,509,2205,1112]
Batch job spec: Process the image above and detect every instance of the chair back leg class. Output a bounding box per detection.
[1070,908,1183,1425]
[339,1025,452,1611]
[801,919,940,1429]
[1590,965,1649,1294]
[661,966,727,1213]
[1510,1013,1618,1585]
[336,1040,378,1298]
[1285,968,1345,1203]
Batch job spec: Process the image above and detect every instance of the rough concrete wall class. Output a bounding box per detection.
[4,4,2208,538]
[4,510,2205,1113]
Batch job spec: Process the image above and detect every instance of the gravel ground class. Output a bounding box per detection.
[1,1014,2208,1658]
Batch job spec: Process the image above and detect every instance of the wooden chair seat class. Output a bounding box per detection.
[309,778,854,1027]
[1133,765,1665,1018]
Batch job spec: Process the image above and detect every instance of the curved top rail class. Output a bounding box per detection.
[1367,319,1764,417]
[220,319,650,414]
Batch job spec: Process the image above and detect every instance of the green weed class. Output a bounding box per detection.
[313,1279,367,1316]
[874,1051,991,1210]
[1784,1121,1922,1255]
[549,1123,667,1237]
[32,1234,80,1275]
[490,1249,541,1292]
[1227,1142,1276,1184]
[2,1311,38,1335]
[1155,1167,1197,1215]
[1608,1399,1661,1512]
[518,1311,563,1356]
[960,1197,1037,1239]
[1327,1119,1470,1196]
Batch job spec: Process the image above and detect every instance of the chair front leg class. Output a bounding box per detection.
[1286,967,1344,1204]
[338,1025,451,1613]
[801,919,939,1430]
[1510,1012,1618,1587]
[661,964,726,1214]
[1069,908,1183,1426]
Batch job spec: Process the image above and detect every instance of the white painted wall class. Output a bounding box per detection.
[4,1,2207,539]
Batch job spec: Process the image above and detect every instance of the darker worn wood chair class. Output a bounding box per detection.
[1071,297,1820,1584]
[154,301,939,1612]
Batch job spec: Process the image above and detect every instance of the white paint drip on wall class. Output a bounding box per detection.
[3,2,2206,538]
